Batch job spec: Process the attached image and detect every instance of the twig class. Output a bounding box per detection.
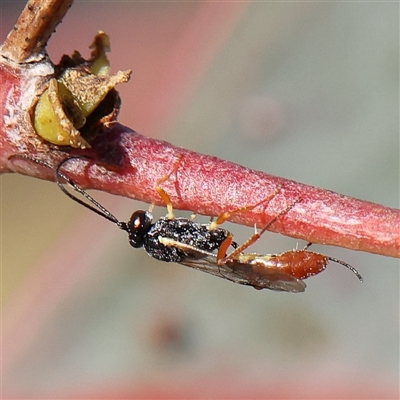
[1,0,74,63]
[1,0,399,259]
[3,125,399,259]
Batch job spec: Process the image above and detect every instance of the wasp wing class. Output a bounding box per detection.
[159,237,306,293]
[224,255,306,293]
[158,236,228,278]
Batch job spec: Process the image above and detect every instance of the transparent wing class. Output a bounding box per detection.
[224,256,306,293]
[159,237,306,293]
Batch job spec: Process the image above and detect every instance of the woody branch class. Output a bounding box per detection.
[1,0,399,258]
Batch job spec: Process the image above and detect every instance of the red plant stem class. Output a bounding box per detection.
[3,121,399,259]
[1,1,398,259]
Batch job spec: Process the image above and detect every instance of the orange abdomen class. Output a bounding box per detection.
[274,250,328,280]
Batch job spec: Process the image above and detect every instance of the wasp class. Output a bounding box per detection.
[9,154,363,292]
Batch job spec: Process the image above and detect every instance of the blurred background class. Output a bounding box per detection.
[1,1,399,398]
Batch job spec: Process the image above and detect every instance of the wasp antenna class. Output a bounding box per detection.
[55,157,121,226]
[9,154,53,170]
[328,256,363,282]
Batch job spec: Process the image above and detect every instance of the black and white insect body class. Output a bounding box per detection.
[125,210,236,263]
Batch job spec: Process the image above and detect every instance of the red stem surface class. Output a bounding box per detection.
[1,6,398,259]
[3,121,399,258]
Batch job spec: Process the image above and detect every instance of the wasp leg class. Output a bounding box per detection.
[210,189,283,265]
[216,234,235,261]
[154,155,184,220]
[303,242,313,250]
[218,198,302,264]
[208,187,282,232]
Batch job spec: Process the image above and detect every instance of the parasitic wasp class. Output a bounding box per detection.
[9,154,363,292]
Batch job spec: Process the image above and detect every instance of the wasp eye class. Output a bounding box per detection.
[133,216,142,229]
[127,211,153,248]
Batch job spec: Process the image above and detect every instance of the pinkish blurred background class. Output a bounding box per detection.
[1,2,399,398]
